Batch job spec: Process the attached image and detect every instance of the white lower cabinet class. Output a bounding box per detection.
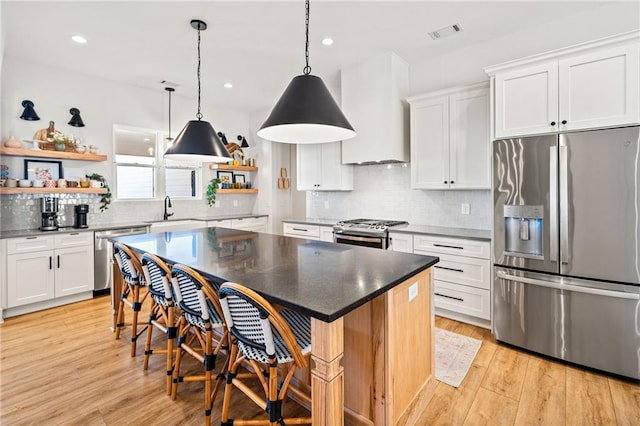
[3,233,94,316]
[319,226,334,242]
[394,232,491,328]
[389,232,413,253]
[206,219,233,228]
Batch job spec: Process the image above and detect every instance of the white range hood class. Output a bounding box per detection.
[340,52,409,165]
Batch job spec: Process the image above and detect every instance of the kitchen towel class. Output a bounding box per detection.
[435,328,482,388]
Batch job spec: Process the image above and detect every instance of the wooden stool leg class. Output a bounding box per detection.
[130,286,141,357]
[143,303,155,370]
[166,308,176,395]
[220,344,239,424]
[114,293,126,340]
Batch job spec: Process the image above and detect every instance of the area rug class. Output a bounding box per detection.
[435,328,482,388]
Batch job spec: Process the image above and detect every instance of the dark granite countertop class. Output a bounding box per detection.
[0,214,268,239]
[281,218,491,241]
[112,227,438,322]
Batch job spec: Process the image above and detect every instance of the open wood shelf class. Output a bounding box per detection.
[0,147,107,162]
[216,189,258,194]
[0,187,107,195]
[209,164,258,172]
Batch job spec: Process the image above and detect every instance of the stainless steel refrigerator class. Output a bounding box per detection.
[493,126,640,379]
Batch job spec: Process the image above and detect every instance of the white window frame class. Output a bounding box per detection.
[113,125,202,201]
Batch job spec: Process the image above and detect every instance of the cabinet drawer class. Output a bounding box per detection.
[6,235,54,254]
[54,232,93,249]
[414,235,490,259]
[207,220,233,228]
[232,217,268,231]
[434,281,490,320]
[424,253,490,290]
[283,223,320,238]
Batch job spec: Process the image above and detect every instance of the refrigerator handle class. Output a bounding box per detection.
[559,143,569,265]
[549,146,558,262]
[496,271,640,300]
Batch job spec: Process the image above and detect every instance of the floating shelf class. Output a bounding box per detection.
[0,187,108,195]
[209,164,258,172]
[216,189,258,194]
[0,147,108,162]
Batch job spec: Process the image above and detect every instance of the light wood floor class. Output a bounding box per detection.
[1,296,639,425]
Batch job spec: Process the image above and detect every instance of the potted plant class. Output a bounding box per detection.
[86,173,112,211]
[206,178,221,207]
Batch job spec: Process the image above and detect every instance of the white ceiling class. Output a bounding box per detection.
[2,1,637,114]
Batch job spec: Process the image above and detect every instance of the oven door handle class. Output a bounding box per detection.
[335,234,383,244]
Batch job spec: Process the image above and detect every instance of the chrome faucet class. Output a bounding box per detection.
[163,196,174,220]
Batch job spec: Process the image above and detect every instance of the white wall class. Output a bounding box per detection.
[1,56,259,230]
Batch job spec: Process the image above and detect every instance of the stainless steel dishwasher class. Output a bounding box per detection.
[94,226,149,296]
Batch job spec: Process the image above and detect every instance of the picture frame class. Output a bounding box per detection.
[24,159,63,181]
[233,174,246,184]
[217,171,234,185]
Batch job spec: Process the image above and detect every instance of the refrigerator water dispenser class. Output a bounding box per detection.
[503,205,543,259]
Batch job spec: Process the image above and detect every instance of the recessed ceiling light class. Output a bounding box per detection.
[224,82,233,89]
[321,37,334,46]
[71,35,87,44]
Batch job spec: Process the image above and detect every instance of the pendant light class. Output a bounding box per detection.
[164,87,175,143]
[164,19,231,162]
[257,0,355,144]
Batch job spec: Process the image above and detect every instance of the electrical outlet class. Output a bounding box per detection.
[461,203,470,215]
[408,282,418,302]
[233,199,238,207]
[324,201,329,209]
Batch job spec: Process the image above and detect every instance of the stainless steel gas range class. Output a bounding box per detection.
[333,218,408,249]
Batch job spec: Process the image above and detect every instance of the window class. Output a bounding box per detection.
[114,126,201,200]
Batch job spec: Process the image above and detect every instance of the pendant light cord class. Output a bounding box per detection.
[196,23,203,120]
[303,0,311,75]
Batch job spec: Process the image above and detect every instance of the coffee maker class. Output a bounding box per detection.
[40,196,59,231]
[74,204,89,229]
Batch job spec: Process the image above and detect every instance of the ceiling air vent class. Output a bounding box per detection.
[428,24,463,40]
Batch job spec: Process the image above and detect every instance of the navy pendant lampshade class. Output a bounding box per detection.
[20,100,40,121]
[257,75,355,144]
[257,0,355,144]
[164,120,230,162]
[164,19,230,163]
[68,108,85,127]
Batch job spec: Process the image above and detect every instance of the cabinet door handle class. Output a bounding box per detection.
[561,120,567,125]
[444,181,448,184]
[292,228,308,232]
[69,232,79,236]
[434,292,464,302]
[57,255,60,269]
[550,121,556,126]
[26,236,37,240]
[450,180,455,184]
[433,243,464,250]
[434,265,464,273]
[49,256,52,270]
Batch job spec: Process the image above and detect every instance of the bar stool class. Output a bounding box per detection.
[218,282,312,426]
[140,253,177,394]
[170,264,229,426]
[113,242,148,357]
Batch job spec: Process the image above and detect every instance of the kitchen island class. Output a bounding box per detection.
[112,227,439,425]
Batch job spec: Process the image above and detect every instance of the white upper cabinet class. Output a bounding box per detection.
[341,52,409,164]
[488,31,640,139]
[297,142,353,191]
[408,82,490,190]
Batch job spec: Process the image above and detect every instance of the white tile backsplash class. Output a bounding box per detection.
[307,163,491,230]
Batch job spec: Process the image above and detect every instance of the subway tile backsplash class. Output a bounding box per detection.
[307,163,492,230]
[0,194,256,231]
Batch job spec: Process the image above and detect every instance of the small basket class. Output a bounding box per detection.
[39,141,76,152]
